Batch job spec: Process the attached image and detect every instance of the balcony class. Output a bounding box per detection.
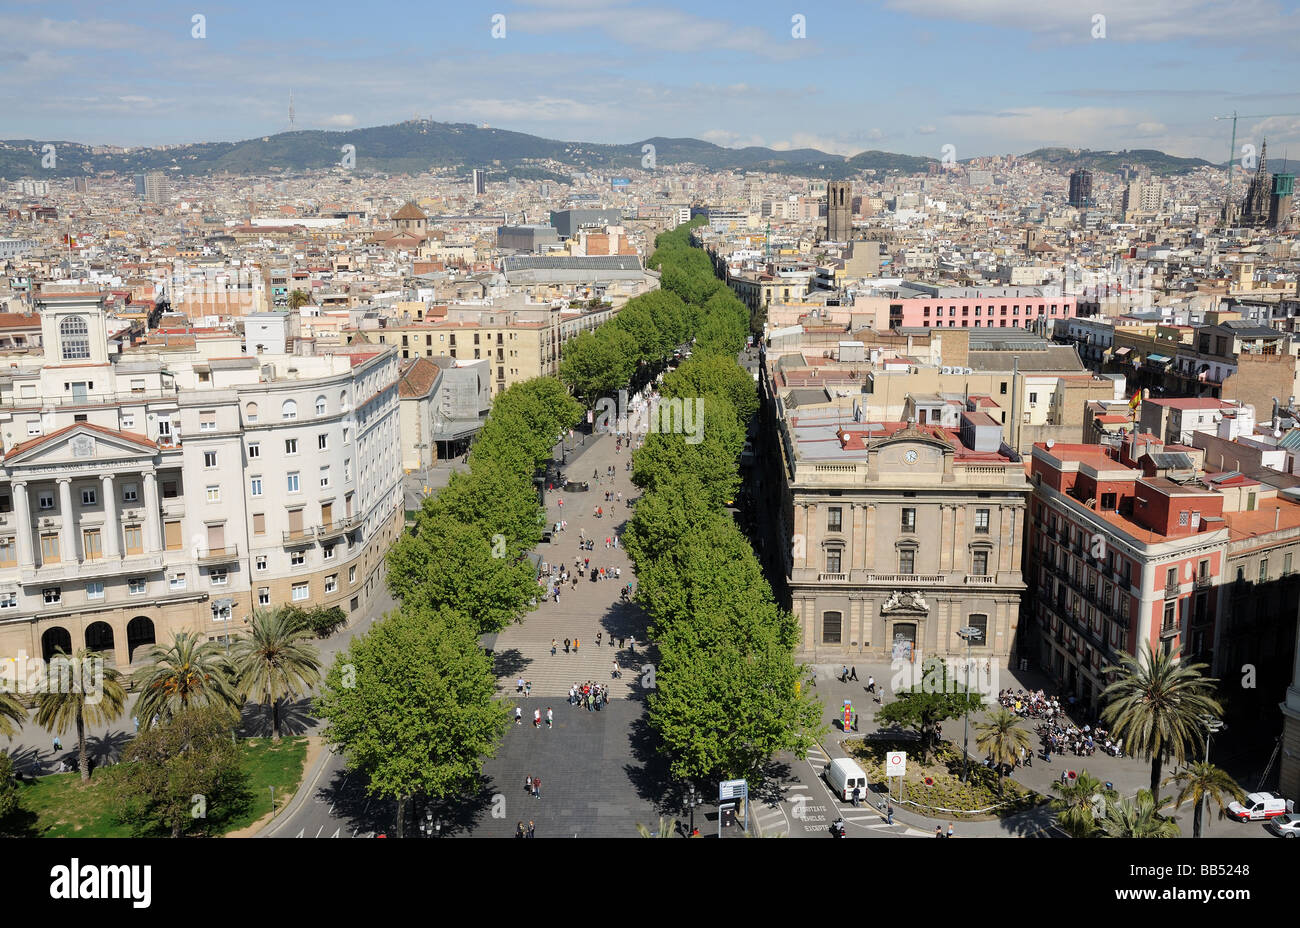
[862,573,947,584]
[818,573,847,582]
[964,574,996,584]
[316,515,358,540]
[1194,575,1212,590]
[1160,621,1180,638]
[21,551,164,584]
[1164,582,1181,599]
[282,528,315,545]
[196,544,239,565]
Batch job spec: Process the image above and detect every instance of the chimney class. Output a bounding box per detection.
[1276,507,1281,531]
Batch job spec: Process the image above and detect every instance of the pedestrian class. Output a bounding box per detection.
[515,707,523,725]
[849,666,859,682]
[525,681,532,697]
[554,591,561,605]
[569,684,576,705]
[533,777,541,799]
[851,785,861,808]
[564,638,571,653]
[517,821,526,838]
[552,638,557,656]
[935,825,943,838]
[533,708,541,728]
[53,736,62,752]
[866,674,874,693]
[572,576,578,590]
[947,823,954,838]
[629,635,635,654]
[596,631,602,647]
[546,707,553,729]
[574,637,580,652]
[527,820,535,838]
[525,775,533,794]
[615,567,621,579]
[132,716,139,733]
[840,665,848,683]
[558,498,563,509]
[886,805,894,825]
[517,677,525,694]
[612,660,620,678]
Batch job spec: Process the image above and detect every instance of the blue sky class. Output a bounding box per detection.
[3,0,1300,161]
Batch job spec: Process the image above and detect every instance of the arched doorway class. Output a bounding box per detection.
[85,621,116,666]
[41,626,72,662]
[891,622,917,661]
[127,616,156,664]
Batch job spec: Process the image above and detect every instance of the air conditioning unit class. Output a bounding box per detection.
[941,366,952,375]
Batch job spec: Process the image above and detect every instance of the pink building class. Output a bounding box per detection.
[853,283,1079,330]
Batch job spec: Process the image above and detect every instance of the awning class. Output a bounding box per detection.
[1147,354,1172,364]
[1113,347,1131,356]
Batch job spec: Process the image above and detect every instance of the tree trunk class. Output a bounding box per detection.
[77,712,89,783]
[271,697,281,741]
[1150,754,1163,803]
[395,795,407,839]
[1192,797,1203,838]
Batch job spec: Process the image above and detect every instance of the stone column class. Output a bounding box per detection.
[12,482,34,569]
[100,473,120,558]
[851,503,867,572]
[142,470,162,554]
[56,478,76,564]
[939,505,953,572]
[864,504,877,573]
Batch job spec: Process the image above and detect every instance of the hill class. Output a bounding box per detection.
[1023,147,1215,176]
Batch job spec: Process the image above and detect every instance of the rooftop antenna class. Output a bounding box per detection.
[288,90,295,130]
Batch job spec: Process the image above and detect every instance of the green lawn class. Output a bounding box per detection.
[9,736,309,838]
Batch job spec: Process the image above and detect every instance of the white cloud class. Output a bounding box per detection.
[321,114,357,127]
[914,125,937,135]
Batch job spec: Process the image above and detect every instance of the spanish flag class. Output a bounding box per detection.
[1128,390,1141,411]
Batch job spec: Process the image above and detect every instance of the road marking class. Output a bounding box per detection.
[330,828,341,839]
[295,829,304,838]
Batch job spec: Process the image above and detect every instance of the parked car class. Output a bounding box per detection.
[562,480,589,492]
[1264,812,1300,838]
[1227,792,1294,822]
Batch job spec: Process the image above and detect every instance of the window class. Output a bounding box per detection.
[248,442,260,459]
[290,550,305,567]
[27,419,41,437]
[343,428,350,445]
[1028,392,1038,405]
[827,507,843,533]
[122,484,138,503]
[122,413,135,429]
[162,480,179,499]
[1163,600,1176,627]
[1286,553,1294,576]
[974,508,990,533]
[253,513,266,535]
[255,555,268,571]
[822,611,842,644]
[170,573,186,591]
[203,451,218,468]
[82,529,102,561]
[318,433,328,451]
[206,486,220,503]
[344,459,351,481]
[43,587,61,605]
[124,526,142,555]
[282,399,298,420]
[292,582,309,602]
[80,488,97,506]
[967,614,988,644]
[287,472,300,493]
[1166,567,1177,588]
[325,574,338,593]
[972,550,988,576]
[319,467,330,488]
[349,566,357,583]
[199,410,217,432]
[1259,559,1268,583]
[825,549,842,574]
[210,567,228,586]
[0,537,13,567]
[900,549,916,574]
[86,581,104,600]
[901,508,916,533]
[245,402,259,423]
[323,543,335,560]
[40,533,59,563]
[1178,510,1189,526]
[285,438,298,454]
[258,587,270,606]
[60,316,90,360]
[38,492,54,510]
[999,382,1008,395]
[0,592,16,609]
[315,396,326,416]
[250,477,263,497]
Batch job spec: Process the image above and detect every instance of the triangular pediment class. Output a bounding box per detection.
[4,423,157,468]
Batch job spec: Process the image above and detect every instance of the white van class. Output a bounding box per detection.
[824,757,869,802]
[1228,792,1294,822]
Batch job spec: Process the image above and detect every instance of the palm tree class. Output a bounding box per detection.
[287,289,311,311]
[635,815,679,837]
[1050,770,1116,838]
[229,608,322,740]
[1098,788,1181,838]
[974,708,1030,793]
[1099,643,1222,802]
[1164,762,1245,838]
[133,632,238,729]
[0,689,26,739]
[33,648,127,782]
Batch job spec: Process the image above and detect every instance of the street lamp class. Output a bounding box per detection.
[1200,714,1225,829]
[686,784,699,836]
[956,626,985,784]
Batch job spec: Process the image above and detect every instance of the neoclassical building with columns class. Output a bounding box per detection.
[771,396,1030,664]
[0,285,403,672]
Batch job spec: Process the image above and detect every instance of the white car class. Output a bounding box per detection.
[1227,792,1294,822]
[1265,813,1300,838]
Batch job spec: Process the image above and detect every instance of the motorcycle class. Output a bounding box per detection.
[830,818,846,838]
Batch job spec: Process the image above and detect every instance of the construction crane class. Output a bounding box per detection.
[1212,110,1300,220]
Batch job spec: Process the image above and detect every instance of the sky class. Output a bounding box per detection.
[3,0,1300,162]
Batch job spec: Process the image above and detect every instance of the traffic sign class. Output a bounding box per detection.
[719,779,748,801]
[885,751,907,777]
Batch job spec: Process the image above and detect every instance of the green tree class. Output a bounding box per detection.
[1100,644,1222,802]
[116,705,249,837]
[421,461,542,558]
[635,816,679,838]
[661,352,759,426]
[0,689,25,739]
[873,659,983,763]
[33,648,128,782]
[1164,762,1245,838]
[1049,770,1116,838]
[315,606,509,838]
[559,328,636,406]
[287,289,311,310]
[387,518,536,635]
[974,708,1030,793]
[229,608,323,741]
[133,632,239,729]
[0,751,18,826]
[1097,788,1181,838]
